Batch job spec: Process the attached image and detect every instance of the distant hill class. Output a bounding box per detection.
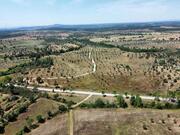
[1,21,180,32]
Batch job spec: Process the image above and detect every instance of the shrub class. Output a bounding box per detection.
[53,93,59,101]
[116,95,128,108]
[6,112,17,122]
[66,101,75,108]
[0,122,5,134]
[18,105,27,113]
[150,118,154,123]
[26,117,34,128]
[135,96,143,107]
[59,105,68,113]
[0,107,4,118]
[23,126,31,133]
[41,92,49,99]
[94,99,105,108]
[130,95,143,107]
[0,76,12,84]
[36,77,44,84]
[47,111,53,118]
[79,103,88,108]
[105,101,117,108]
[155,102,163,109]
[159,59,166,66]
[130,96,136,106]
[143,124,148,130]
[36,115,45,123]
[16,130,24,135]
[177,100,180,109]
[29,96,37,103]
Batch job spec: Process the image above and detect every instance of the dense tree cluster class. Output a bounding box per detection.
[0,57,53,77]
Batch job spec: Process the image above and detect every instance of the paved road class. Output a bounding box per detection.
[15,85,174,102]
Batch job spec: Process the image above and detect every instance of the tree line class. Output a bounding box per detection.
[73,38,165,53]
[80,95,180,110]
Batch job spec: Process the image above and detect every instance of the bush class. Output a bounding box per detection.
[16,130,24,135]
[116,96,128,108]
[29,96,37,103]
[26,117,34,128]
[0,76,12,84]
[94,99,105,108]
[6,112,17,122]
[36,77,44,84]
[0,107,4,118]
[18,105,27,113]
[79,103,88,108]
[164,102,174,109]
[36,115,45,123]
[159,59,166,66]
[59,105,68,113]
[47,111,53,118]
[41,92,49,99]
[105,101,117,108]
[143,124,148,130]
[0,122,5,134]
[130,96,136,106]
[177,100,180,108]
[53,93,59,101]
[155,102,163,109]
[23,126,31,133]
[66,101,75,108]
[130,95,143,107]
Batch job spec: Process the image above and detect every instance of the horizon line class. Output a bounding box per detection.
[1,19,180,30]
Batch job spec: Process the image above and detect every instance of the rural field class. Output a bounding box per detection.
[0,28,180,95]
[0,22,180,135]
[1,0,180,135]
[30,109,180,135]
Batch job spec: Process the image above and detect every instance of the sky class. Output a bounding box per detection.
[0,0,180,28]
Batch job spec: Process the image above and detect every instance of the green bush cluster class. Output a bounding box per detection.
[80,98,119,109]
[130,95,143,107]
[130,95,180,109]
